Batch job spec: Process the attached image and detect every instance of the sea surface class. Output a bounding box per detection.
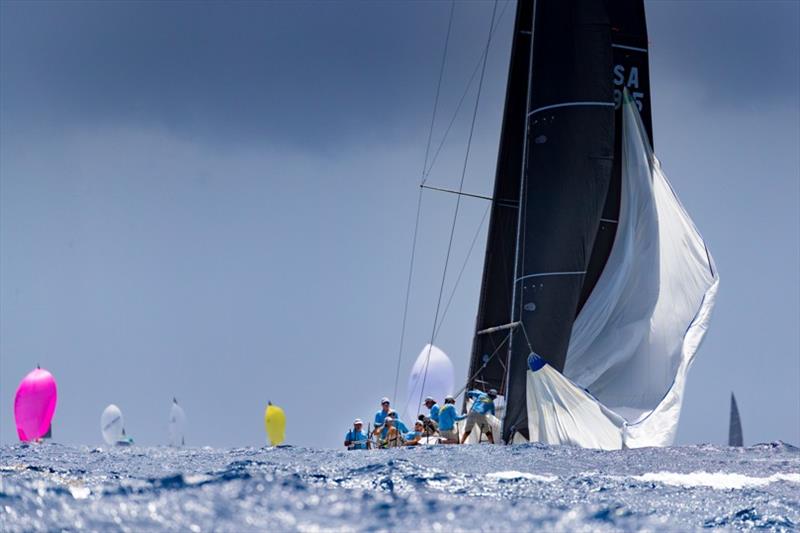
[1,442,798,532]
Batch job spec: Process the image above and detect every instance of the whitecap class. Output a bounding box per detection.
[633,471,800,490]
[486,471,557,482]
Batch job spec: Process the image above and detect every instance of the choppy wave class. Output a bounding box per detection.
[633,471,800,490]
[1,442,798,532]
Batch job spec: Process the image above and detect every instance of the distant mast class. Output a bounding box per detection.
[728,393,743,447]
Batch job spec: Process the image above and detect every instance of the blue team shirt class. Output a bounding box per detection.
[466,390,496,416]
[404,430,422,442]
[344,429,369,450]
[374,410,391,426]
[438,404,466,431]
[391,418,409,433]
[429,403,441,423]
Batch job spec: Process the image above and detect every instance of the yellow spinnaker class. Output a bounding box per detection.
[264,402,286,446]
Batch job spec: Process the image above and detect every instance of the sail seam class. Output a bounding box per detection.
[612,43,647,53]
[528,101,614,116]
[515,270,586,282]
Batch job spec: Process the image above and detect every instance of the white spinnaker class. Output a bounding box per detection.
[100,404,125,445]
[169,400,186,447]
[525,95,719,449]
[405,344,454,421]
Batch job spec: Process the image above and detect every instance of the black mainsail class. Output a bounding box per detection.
[454,0,716,448]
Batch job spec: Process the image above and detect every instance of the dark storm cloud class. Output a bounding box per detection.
[0,1,509,147]
[647,1,799,109]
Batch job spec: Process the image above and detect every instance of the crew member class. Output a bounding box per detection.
[374,397,391,427]
[374,416,404,448]
[461,389,497,444]
[423,397,441,424]
[438,395,466,444]
[404,421,425,446]
[386,410,409,433]
[344,418,369,450]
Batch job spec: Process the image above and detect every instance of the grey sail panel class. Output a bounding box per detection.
[466,0,533,402]
[729,393,743,447]
[503,0,615,442]
[578,0,653,312]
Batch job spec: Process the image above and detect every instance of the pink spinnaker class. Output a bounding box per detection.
[14,368,58,442]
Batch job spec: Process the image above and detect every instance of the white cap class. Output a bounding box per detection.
[425,396,435,403]
[445,395,455,402]
[384,416,394,423]
[353,418,363,425]
[488,389,498,397]
[381,397,390,404]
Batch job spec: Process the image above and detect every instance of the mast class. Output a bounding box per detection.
[466,0,533,405]
[502,0,616,442]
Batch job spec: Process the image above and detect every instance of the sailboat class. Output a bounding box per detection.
[169,397,187,447]
[101,404,134,446]
[265,402,286,446]
[417,1,718,449]
[14,366,58,442]
[729,393,743,447]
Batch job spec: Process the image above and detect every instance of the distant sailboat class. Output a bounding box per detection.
[101,404,133,446]
[14,366,58,442]
[729,393,743,447]
[169,398,187,447]
[265,402,286,446]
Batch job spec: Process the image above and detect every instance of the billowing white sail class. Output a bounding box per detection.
[168,398,186,447]
[525,95,719,449]
[405,344,454,420]
[100,404,125,446]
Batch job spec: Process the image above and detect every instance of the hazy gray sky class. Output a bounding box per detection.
[1,1,798,449]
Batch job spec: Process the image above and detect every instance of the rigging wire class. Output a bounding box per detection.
[433,203,490,341]
[422,0,511,183]
[392,0,456,403]
[415,0,500,419]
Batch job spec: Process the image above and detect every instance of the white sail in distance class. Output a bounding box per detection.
[169,398,186,447]
[101,404,125,446]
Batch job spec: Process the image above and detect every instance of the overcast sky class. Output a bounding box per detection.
[1,1,798,449]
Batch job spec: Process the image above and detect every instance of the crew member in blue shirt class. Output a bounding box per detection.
[373,416,403,448]
[423,397,440,424]
[374,397,391,427]
[403,421,425,446]
[438,395,466,444]
[461,388,498,444]
[386,411,409,433]
[344,419,369,450]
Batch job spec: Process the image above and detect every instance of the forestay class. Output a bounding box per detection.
[524,96,719,449]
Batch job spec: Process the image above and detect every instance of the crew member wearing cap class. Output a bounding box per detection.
[438,395,466,444]
[423,397,441,424]
[403,421,425,446]
[344,419,369,450]
[373,416,404,448]
[374,397,392,427]
[461,389,498,444]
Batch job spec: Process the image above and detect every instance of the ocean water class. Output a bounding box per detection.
[1,442,798,532]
